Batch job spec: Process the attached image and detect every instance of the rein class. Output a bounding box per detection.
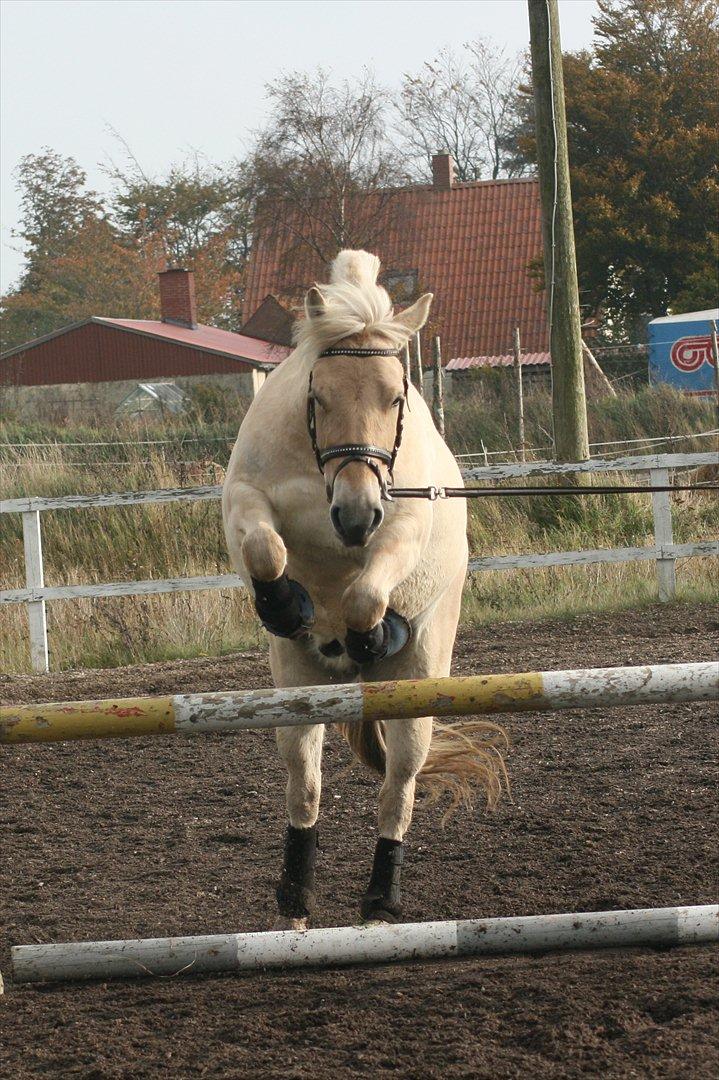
[389,482,718,499]
[308,346,408,501]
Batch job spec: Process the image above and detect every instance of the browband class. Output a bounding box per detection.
[318,347,403,358]
[319,445,394,465]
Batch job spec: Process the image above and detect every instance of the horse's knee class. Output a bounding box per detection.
[242,524,286,582]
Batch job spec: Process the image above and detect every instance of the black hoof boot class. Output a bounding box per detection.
[345,609,411,666]
[276,824,318,920]
[360,837,404,923]
[252,574,314,640]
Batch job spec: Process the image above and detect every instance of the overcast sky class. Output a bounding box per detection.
[0,0,598,290]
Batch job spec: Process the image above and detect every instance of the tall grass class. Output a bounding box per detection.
[1,384,716,673]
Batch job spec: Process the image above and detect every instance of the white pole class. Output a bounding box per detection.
[11,905,718,984]
[513,326,526,461]
[22,510,49,673]
[650,467,676,602]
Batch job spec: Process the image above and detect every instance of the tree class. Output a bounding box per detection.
[247,69,406,267]
[514,0,719,337]
[396,40,526,182]
[107,148,252,328]
[11,150,104,286]
[1,216,159,350]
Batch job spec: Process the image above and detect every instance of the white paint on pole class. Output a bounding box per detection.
[174,683,364,733]
[541,661,718,710]
[11,905,718,984]
[22,511,49,674]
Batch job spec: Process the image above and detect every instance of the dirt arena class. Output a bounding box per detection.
[2,603,718,1078]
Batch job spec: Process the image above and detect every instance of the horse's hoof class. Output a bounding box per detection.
[361,911,401,925]
[273,916,309,931]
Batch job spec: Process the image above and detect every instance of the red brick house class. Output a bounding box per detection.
[244,153,549,366]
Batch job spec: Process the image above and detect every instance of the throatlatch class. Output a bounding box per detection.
[360,837,404,922]
[252,574,314,640]
[345,608,411,666]
[276,824,319,919]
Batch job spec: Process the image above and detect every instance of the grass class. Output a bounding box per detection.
[1,383,716,673]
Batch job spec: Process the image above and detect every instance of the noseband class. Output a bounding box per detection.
[307,346,409,502]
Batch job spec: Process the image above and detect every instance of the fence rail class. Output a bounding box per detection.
[2,451,717,673]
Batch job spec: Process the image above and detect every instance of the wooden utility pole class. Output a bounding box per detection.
[513,326,526,461]
[431,336,445,437]
[414,332,425,398]
[528,0,589,464]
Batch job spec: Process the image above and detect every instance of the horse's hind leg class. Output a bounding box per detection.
[275,721,324,929]
[269,639,340,930]
[361,715,433,922]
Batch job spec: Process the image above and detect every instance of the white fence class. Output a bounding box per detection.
[1,451,717,673]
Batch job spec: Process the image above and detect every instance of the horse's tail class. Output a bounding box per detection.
[338,719,509,821]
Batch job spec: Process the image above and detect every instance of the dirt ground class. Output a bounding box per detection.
[1,602,718,1079]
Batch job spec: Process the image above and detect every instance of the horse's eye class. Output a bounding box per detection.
[392,396,404,408]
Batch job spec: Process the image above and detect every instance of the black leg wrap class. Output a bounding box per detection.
[276,824,318,918]
[360,837,404,923]
[345,608,411,666]
[252,574,314,639]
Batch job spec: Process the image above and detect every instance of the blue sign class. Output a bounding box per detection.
[649,312,718,394]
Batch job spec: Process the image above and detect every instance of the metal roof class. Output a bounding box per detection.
[1,317,290,369]
[96,318,288,368]
[446,351,551,371]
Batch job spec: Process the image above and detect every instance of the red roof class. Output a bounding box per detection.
[96,318,288,367]
[447,351,551,371]
[244,179,548,361]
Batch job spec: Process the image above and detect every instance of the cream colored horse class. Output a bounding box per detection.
[223,250,503,927]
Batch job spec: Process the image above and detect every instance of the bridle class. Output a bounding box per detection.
[307,346,409,502]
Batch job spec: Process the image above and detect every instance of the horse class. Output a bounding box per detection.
[222,250,505,928]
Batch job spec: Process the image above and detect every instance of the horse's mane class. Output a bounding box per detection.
[293,250,408,358]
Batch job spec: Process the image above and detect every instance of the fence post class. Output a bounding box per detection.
[431,336,445,437]
[414,332,425,398]
[650,468,676,602]
[22,510,49,672]
[513,326,526,461]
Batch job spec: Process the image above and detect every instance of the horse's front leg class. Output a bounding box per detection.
[361,715,433,922]
[340,509,427,664]
[224,482,313,640]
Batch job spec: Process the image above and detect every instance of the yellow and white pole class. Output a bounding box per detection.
[1,662,716,746]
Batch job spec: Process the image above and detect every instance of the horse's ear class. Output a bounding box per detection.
[393,292,433,335]
[305,286,327,319]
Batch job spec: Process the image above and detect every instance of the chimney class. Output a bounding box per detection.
[159,268,197,329]
[432,151,455,191]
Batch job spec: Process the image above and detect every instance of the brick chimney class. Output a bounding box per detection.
[159,268,197,329]
[432,151,456,191]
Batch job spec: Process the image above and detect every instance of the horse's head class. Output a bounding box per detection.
[300,251,433,547]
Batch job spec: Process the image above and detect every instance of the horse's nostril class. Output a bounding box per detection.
[371,507,383,533]
[330,506,342,533]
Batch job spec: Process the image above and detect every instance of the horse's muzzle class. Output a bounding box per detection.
[330,503,384,547]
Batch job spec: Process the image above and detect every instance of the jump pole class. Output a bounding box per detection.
[11,905,718,985]
[1,661,716,745]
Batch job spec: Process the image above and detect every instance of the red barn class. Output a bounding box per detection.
[0,269,289,401]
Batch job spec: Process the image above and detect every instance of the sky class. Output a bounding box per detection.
[0,0,598,290]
